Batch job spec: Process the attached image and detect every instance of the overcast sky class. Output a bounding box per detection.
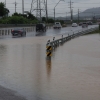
[0,0,100,17]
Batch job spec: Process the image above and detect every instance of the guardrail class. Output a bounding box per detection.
[0,27,35,36]
[0,26,53,36]
[46,26,99,57]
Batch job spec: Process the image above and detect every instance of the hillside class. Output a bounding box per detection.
[78,7,100,17]
[54,7,100,20]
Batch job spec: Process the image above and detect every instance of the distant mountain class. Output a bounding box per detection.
[75,7,100,18]
[52,7,100,20]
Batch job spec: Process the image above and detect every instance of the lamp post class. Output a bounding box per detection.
[54,0,64,22]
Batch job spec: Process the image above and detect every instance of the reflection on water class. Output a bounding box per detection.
[0,43,43,99]
[0,44,7,82]
[0,34,100,100]
[46,57,52,81]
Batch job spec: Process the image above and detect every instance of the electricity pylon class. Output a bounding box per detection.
[30,0,48,21]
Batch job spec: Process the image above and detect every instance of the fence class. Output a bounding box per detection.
[46,26,99,57]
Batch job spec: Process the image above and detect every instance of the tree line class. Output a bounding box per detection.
[0,2,57,24]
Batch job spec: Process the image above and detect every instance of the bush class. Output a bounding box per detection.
[0,16,38,24]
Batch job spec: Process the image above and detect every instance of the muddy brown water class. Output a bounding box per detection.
[0,34,100,100]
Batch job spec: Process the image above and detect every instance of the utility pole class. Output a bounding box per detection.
[13,1,17,13]
[54,0,64,22]
[54,8,55,21]
[68,0,73,22]
[66,12,67,21]
[39,0,41,20]
[71,9,73,20]
[46,0,48,22]
[22,0,24,14]
[78,9,80,23]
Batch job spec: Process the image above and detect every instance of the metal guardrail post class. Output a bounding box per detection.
[8,30,10,35]
[2,30,4,35]
[5,30,7,35]
[99,24,100,30]
[57,40,59,46]
[61,35,63,44]
[46,40,52,57]
[53,37,55,49]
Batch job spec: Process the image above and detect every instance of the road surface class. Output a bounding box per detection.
[0,25,100,100]
[0,25,98,38]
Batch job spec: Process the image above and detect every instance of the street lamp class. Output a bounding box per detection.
[54,0,64,22]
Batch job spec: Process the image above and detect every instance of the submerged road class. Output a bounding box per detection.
[0,25,98,38]
[0,25,100,100]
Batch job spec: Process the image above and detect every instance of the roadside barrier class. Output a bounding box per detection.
[0,29,12,36]
[46,40,52,57]
[0,27,34,36]
[0,26,53,36]
[46,26,99,57]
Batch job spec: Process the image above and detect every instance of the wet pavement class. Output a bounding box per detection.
[0,32,100,100]
[0,25,98,38]
[0,85,27,100]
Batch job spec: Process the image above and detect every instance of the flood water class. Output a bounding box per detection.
[0,34,100,100]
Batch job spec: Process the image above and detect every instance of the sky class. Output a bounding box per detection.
[0,0,100,17]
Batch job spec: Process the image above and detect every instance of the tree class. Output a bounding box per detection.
[0,2,9,17]
[12,13,27,18]
[12,12,19,16]
[48,18,54,23]
[27,13,36,20]
[42,17,46,22]
[5,8,9,16]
